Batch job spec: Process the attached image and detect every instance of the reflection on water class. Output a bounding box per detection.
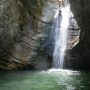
[0,69,90,90]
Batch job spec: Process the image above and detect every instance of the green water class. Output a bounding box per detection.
[0,69,90,90]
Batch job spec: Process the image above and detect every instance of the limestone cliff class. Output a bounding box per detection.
[0,0,59,70]
[0,0,90,70]
[67,0,90,69]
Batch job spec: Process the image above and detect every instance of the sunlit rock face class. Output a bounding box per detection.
[0,0,60,70]
[67,0,90,69]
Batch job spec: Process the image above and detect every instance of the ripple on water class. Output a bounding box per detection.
[0,70,90,90]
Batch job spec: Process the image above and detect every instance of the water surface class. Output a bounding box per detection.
[0,69,90,90]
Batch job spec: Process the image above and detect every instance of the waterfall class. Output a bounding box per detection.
[53,4,70,69]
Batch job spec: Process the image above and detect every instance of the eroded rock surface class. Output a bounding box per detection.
[0,0,59,70]
[0,0,89,70]
[65,0,90,69]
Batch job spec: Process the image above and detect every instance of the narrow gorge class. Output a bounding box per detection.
[0,0,90,90]
[0,0,83,70]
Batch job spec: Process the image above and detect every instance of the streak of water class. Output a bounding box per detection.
[53,4,70,68]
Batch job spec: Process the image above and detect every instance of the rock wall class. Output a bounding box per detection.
[1,0,89,70]
[66,0,90,69]
[0,0,59,70]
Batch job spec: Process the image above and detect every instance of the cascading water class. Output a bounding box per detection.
[53,3,70,69]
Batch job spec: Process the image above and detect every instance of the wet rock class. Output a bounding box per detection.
[0,0,58,70]
[66,0,90,70]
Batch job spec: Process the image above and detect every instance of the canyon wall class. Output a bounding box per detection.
[0,0,90,70]
[67,0,90,69]
[0,0,59,70]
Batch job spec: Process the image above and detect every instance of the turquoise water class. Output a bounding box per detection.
[0,69,90,90]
